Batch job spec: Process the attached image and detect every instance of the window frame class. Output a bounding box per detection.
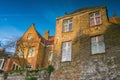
[62,19,72,32]
[28,47,35,57]
[11,62,21,70]
[27,33,32,40]
[0,59,5,70]
[61,41,72,62]
[89,11,102,26]
[17,49,24,58]
[91,35,105,54]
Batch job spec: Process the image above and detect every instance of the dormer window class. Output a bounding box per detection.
[27,33,32,40]
[90,11,101,26]
[62,19,72,32]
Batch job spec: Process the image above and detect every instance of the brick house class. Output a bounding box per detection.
[0,47,11,71]
[4,24,54,71]
[51,6,120,80]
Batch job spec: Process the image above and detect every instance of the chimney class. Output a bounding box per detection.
[113,11,118,18]
[44,30,49,40]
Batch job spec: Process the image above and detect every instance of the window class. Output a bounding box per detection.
[48,53,53,62]
[27,33,32,40]
[2,60,5,69]
[63,19,72,32]
[12,62,21,70]
[90,11,101,26]
[28,47,35,57]
[61,41,72,62]
[0,60,2,65]
[0,59,2,69]
[0,59,5,70]
[17,49,24,58]
[91,35,105,54]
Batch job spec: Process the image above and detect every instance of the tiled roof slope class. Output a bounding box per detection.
[109,17,120,24]
[46,36,54,45]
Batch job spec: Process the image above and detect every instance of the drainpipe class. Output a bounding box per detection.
[41,40,46,67]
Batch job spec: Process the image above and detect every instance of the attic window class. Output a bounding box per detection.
[27,33,32,40]
[90,11,101,26]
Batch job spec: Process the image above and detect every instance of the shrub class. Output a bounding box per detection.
[25,76,37,80]
[47,65,54,74]
[4,72,8,79]
[0,70,4,74]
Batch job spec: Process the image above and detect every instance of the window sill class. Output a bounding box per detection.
[62,30,73,33]
[90,23,102,27]
[90,52,105,55]
[28,56,34,58]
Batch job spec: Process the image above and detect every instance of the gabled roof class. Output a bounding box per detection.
[57,6,106,20]
[17,23,54,46]
[36,31,45,43]
[18,23,45,44]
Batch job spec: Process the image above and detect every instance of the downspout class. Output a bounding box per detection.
[41,40,46,67]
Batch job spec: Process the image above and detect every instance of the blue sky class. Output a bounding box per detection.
[0,0,120,39]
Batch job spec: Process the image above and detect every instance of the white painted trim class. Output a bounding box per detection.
[0,59,4,70]
[11,62,21,70]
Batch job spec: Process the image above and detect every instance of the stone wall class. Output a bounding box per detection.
[0,70,50,80]
[0,74,4,80]
[51,6,120,80]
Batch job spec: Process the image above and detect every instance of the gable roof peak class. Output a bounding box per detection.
[30,23,35,29]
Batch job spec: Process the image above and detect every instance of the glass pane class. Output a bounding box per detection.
[66,49,71,61]
[91,44,97,54]
[98,35,104,42]
[62,41,72,61]
[69,19,72,23]
[90,18,95,26]
[62,49,66,55]
[69,23,72,31]
[28,47,35,57]
[62,49,67,61]
[62,43,66,48]
[63,20,68,32]
[63,20,68,24]
[98,42,105,53]
[91,37,96,43]
[67,42,71,47]
[95,17,101,25]
[0,60,2,65]
[95,11,100,16]
[90,13,94,17]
